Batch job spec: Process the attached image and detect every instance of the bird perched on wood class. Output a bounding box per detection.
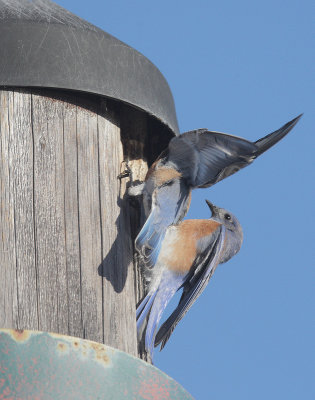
[136,200,243,358]
[129,115,301,270]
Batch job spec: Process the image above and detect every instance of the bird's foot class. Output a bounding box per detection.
[117,161,133,182]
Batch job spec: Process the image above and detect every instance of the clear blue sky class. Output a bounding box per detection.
[57,1,314,399]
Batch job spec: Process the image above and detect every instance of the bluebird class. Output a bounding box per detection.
[136,200,243,358]
[129,114,301,269]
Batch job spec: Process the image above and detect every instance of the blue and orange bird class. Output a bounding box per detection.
[136,200,243,358]
[129,115,301,269]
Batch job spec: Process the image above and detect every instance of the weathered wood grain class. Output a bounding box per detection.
[76,97,104,343]
[63,99,83,338]
[0,90,18,328]
[31,92,68,333]
[8,90,38,329]
[119,104,151,360]
[0,88,173,360]
[99,102,140,356]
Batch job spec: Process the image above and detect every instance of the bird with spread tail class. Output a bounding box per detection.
[129,115,301,270]
[136,200,243,358]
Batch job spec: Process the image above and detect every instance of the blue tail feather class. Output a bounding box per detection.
[136,292,151,319]
[136,291,157,334]
[144,287,179,357]
[137,270,186,358]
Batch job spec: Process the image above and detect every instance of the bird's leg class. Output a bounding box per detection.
[117,160,133,182]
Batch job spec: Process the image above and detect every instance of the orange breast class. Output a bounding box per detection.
[159,220,221,273]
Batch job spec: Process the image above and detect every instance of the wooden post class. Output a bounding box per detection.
[0,0,177,364]
[0,88,172,359]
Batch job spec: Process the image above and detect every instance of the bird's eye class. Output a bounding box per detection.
[224,214,231,220]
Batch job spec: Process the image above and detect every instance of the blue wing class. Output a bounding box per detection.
[154,225,226,350]
[167,115,301,188]
[168,130,256,188]
[136,269,186,358]
[135,179,190,269]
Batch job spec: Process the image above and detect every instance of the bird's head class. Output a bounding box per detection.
[206,200,242,235]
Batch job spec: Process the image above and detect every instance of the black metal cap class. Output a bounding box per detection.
[0,0,179,135]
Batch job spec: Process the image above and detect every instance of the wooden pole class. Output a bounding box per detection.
[0,88,172,359]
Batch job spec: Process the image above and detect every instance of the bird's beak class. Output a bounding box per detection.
[205,199,216,215]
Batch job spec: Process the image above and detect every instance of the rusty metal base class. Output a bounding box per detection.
[0,329,192,399]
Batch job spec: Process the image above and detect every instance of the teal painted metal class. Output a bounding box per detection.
[0,329,193,399]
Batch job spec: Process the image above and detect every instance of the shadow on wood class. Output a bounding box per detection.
[0,88,173,361]
[98,193,134,294]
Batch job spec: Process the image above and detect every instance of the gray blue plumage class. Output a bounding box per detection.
[136,200,243,358]
[130,115,301,270]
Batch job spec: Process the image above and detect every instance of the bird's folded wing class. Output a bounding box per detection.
[154,225,226,349]
[135,179,190,269]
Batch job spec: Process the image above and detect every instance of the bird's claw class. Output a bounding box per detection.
[117,170,130,179]
[117,161,133,182]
